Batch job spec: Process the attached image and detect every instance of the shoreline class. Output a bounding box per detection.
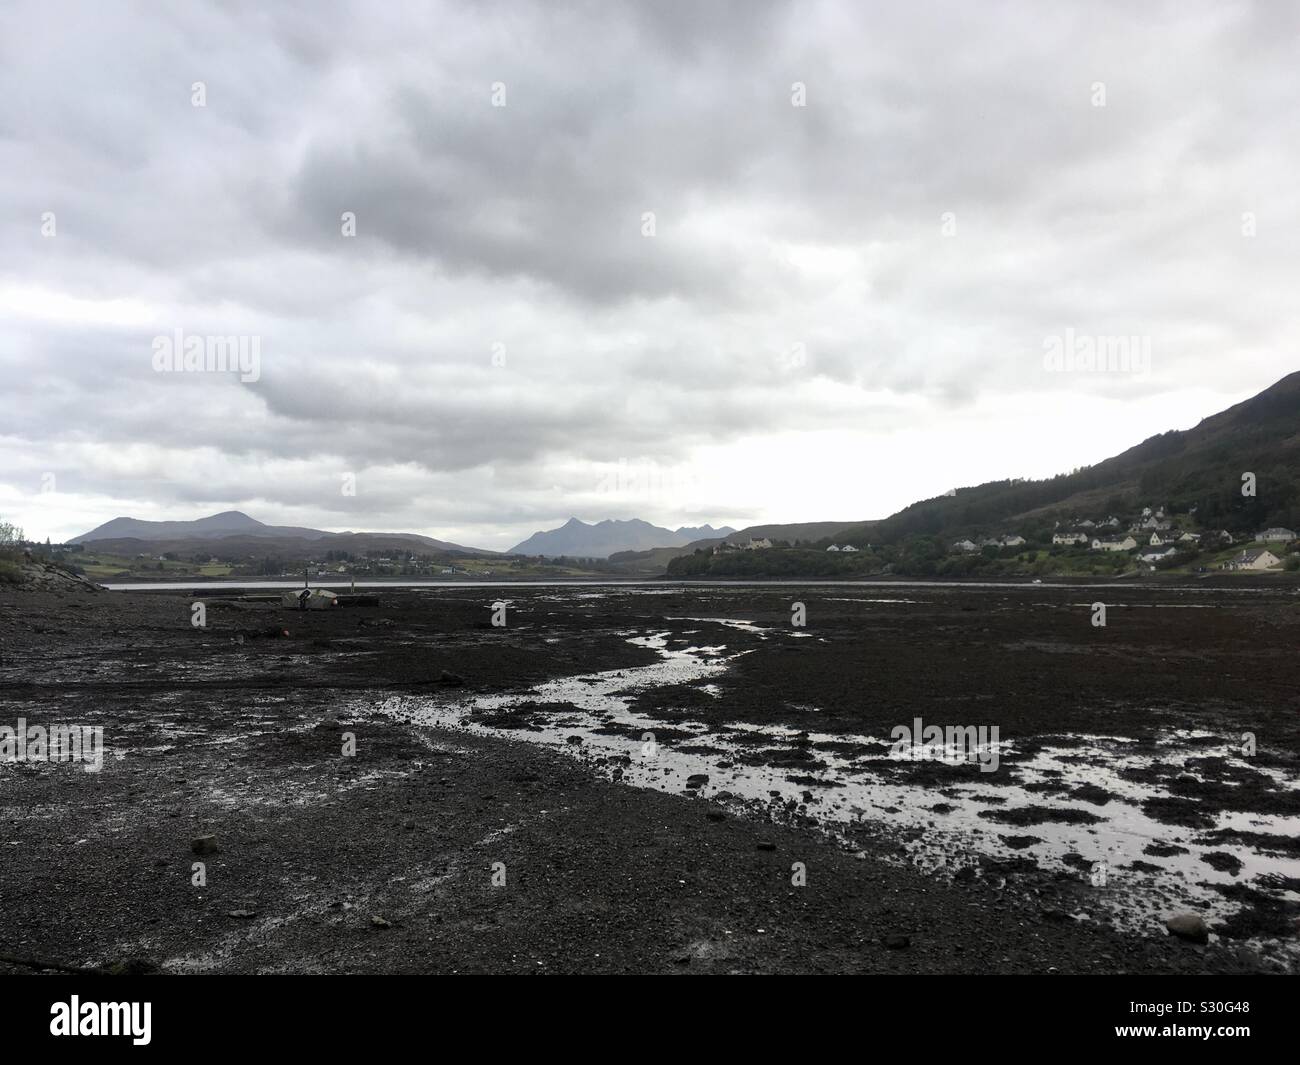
[101,574,1300,592]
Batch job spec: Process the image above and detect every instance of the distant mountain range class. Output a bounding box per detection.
[72,511,491,557]
[75,511,328,543]
[68,509,739,563]
[508,517,736,558]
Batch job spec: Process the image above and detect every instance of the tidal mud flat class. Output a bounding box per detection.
[1,581,1296,974]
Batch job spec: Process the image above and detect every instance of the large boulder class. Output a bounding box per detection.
[1164,912,1209,944]
[0,556,103,593]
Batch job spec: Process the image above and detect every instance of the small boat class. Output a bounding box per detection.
[280,588,339,610]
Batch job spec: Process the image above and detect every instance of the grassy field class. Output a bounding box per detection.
[197,563,234,576]
[77,553,186,579]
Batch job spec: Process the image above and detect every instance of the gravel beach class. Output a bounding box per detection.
[1,579,1295,974]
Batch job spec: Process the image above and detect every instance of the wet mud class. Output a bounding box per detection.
[1,581,1295,973]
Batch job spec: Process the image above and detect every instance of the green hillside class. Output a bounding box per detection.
[669,372,1300,579]
[839,371,1300,547]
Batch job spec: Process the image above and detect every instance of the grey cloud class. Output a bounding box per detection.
[1,0,1296,543]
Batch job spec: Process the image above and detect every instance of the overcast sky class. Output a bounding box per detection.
[2,1,1296,549]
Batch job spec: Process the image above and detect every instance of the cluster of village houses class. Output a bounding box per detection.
[714,537,775,552]
[708,510,1296,571]
[952,507,1295,571]
[716,537,865,553]
[716,535,858,553]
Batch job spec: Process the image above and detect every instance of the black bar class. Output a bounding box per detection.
[1,975,1289,1051]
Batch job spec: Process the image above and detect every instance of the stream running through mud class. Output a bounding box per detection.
[355,624,1300,960]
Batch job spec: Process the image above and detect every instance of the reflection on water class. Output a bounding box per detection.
[357,625,1300,958]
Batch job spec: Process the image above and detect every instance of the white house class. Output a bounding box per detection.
[978,534,1023,548]
[745,537,773,550]
[840,544,858,552]
[1052,530,1090,546]
[826,544,841,552]
[1224,548,1281,571]
[1092,535,1137,552]
[1255,528,1296,544]
[1177,531,1201,544]
[1138,546,1177,564]
[1149,531,1182,547]
[952,539,979,553]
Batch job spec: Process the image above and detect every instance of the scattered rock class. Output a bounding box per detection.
[370,915,391,929]
[1143,842,1189,857]
[1070,783,1113,806]
[980,805,1101,826]
[1165,913,1209,944]
[1142,797,1215,830]
[1200,851,1243,876]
